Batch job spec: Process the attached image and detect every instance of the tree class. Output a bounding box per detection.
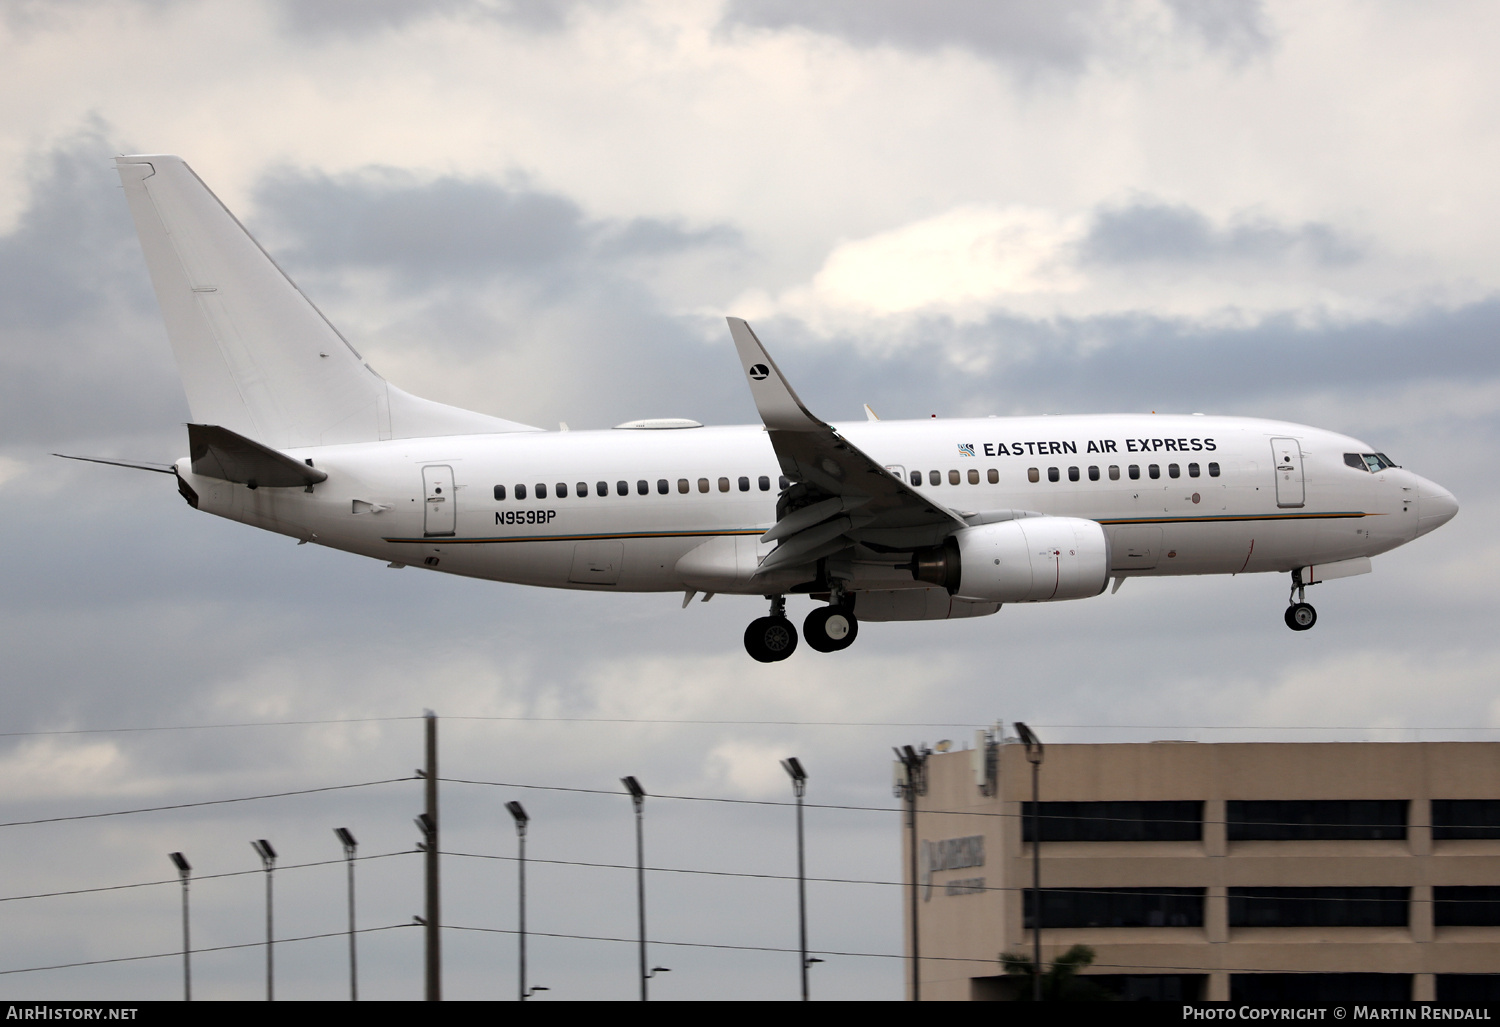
[998,944,1115,1001]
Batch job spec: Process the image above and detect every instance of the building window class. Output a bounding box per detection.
[1433,800,1500,839]
[1228,887,1408,928]
[1435,887,1500,926]
[493,485,506,501]
[1022,801,1203,842]
[1227,800,1407,841]
[1024,887,1205,929]
[1232,975,1412,1005]
[1438,976,1500,1004]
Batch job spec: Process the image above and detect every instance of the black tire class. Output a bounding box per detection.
[804,605,859,653]
[1285,602,1317,631]
[745,616,799,662]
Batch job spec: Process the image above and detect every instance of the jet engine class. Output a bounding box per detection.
[910,516,1112,603]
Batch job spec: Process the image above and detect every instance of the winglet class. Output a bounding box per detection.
[726,317,825,432]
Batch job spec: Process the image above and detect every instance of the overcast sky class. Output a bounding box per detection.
[1,0,1496,1001]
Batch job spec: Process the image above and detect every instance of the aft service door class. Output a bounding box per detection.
[1271,438,1305,508]
[423,465,456,537]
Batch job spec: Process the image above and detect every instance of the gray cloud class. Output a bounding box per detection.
[720,0,1273,74]
[272,0,620,39]
[1081,198,1362,267]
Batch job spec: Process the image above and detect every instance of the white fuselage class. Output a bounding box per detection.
[175,413,1454,597]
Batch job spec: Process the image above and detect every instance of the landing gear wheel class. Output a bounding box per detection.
[1284,603,1317,631]
[804,605,859,653]
[745,616,798,662]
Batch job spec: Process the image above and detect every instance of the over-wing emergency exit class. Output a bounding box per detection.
[73,155,1457,661]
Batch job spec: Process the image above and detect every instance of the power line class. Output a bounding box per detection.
[0,777,416,828]
[0,924,413,978]
[0,850,414,905]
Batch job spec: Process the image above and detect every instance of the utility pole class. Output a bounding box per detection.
[169,852,191,1001]
[893,745,928,1001]
[1015,722,1045,1002]
[622,776,649,1000]
[781,758,811,1000]
[418,709,441,1001]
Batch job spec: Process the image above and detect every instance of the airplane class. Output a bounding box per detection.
[67,154,1459,662]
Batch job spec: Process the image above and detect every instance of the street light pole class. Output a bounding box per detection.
[621,776,651,1001]
[505,801,531,1001]
[169,852,191,1001]
[334,828,358,1001]
[250,839,277,1001]
[1015,722,1045,1002]
[893,745,928,1001]
[780,757,811,1001]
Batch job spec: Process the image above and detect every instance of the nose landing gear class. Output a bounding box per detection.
[745,595,798,663]
[1284,570,1318,631]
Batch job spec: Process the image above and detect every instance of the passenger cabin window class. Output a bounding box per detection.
[1208,463,1221,477]
[1109,465,1120,480]
[1028,467,1040,483]
[1168,464,1180,478]
[1149,464,1161,479]
[1188,463,1199,478]
[968,469,980,484]
[555,482,567,498]
[515,484,527,500]
[910,470,922,486]
[929,470,940,486]
[637,480,648,495]
[779,476,789,489]
[759,475,771,491]
[577,482,589,497]
[718,477,730,492]
[657,479,669,494]
[1129,464,1140,480]
[677,478,689,494]
[948,469,960,485]
[494,485,506,501]
[1048,467,1060,482]
[1068,466,1080,482]
[536,483,547,499]
[738,476,750,492]
[1088,465,1100,481]
[616,481,628,496]
[988,468,999,484]
[698,478,709,493]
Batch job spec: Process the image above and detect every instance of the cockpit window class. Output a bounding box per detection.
[1346,452,1398,472]
[1344,453,1366,471]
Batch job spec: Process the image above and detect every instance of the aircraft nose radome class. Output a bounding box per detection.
[1417,485,1459,537]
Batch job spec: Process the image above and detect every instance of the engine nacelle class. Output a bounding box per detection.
[912,517,1112,603]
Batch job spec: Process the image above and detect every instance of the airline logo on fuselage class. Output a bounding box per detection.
[977,437,1218,457]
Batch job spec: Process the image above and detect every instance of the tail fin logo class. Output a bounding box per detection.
[748,363,769,381]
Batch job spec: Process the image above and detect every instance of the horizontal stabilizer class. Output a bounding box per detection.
[188,423,328,488]
[53,453,175,474]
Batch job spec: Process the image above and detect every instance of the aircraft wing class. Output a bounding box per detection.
[727,318,965,572]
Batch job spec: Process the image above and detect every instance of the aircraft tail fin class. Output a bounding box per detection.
[114,155,539,449]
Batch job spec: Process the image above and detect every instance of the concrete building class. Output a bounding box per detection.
[896,736,1500,1001]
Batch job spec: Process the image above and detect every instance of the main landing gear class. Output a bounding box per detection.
[1284,570,1318,632]
[745,596,798,663]
[744,594,862,661]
